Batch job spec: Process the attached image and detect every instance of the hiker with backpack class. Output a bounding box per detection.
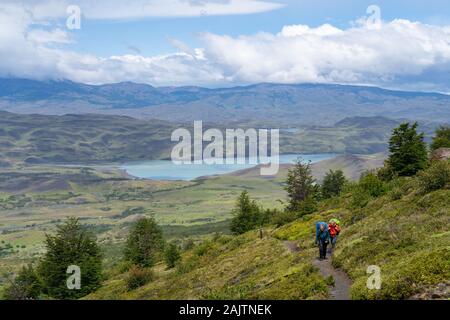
[315,221,331,260]
[328,218,341,250]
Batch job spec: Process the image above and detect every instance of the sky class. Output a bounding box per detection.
[1,0,450,92]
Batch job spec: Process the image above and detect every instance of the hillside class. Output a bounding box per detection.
[0,111,178,164]
[0,111,438,164]
[87,173,450,300]
[1,79,450,126]
[229,153,386,181]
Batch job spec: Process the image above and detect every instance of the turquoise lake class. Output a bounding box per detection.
[121,153,336,181]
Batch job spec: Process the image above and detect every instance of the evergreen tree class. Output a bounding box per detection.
[124,217,164,267]
[230,191,265,234]
[387,122,428,176]
[3,264,42,300]
[321,169,347,198]
[285,160,319,212]
[431,125,450,151]
[38,217,102,299]
[164,243,181,269]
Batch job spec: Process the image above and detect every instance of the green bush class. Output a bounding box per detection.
[164,243,181,269]
[387,122,428,177]
[359,172,387,198]
[417,160,450,193]
[430,125,450,151]
[270,210,298,227]
[321,169,347,198]
[3,264,42,300]
[230,191,268,234]
[125,266,153,291]
[194,241,214,257]
[38,217,102,299]
[124,217,164,268]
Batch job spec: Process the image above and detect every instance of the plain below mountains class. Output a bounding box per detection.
[1,78,450,126]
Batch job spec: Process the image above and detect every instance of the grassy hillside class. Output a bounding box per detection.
[87,163,449,300]
[0,154,384,293]
[275,183,449,299]
[87,230,330,300]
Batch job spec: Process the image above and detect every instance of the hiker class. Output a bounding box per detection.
[315,221,331,260]
[328,219,341,249]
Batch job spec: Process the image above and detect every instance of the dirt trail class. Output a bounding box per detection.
[283,241,352,300]
[313,256,352,300]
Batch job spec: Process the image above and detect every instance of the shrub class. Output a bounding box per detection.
[350,187,371,208]
[321,169,347,198]
[124,217,164,267]
[270,210,298,227]
[417,160,450,193]
[285,160,320,212]
[38,217,102,299]
[3,264,42,300]
[387,122,428,177]
[194,241,214,257]
[430,125,450,151]
[359,172,387,198]
[125,266,153,291]
[230,191,267,234]
[377,163,397,181]
[164,243,181,269]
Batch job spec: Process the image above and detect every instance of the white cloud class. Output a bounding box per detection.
[200,19,450,91]
[1,2,450,91]
[8,0,284,19]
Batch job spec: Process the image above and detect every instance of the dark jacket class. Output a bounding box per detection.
[316,222,331,243]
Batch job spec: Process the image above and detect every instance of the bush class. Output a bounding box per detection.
[194,241,214,257]
[230,191,268,234]
[38,217,102,299]
[417,160,450,193]
[125,266,153,291]
[387,122,428,177]
[431,125,450,151]
[359,172,387,198]
[285,160,320,212]
[124,217,164,268]
[164,243,181,269]
[270,210,298,227]
[377,163,397,181]
[3,264,42,300]
[321,169,347,198]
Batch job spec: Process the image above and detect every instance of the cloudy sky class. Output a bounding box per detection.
[1,0,450,92]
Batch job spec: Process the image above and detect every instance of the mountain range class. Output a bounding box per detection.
[1,78,449,126]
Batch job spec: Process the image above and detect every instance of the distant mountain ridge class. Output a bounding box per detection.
[0,111,437,164]
[0,78,449,126]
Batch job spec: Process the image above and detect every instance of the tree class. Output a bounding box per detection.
[387,122,428,177]
[3,264,42,300]
[164,243,181,269]
[124,217,164,268]
[230,191,266,234]
[38,217,102,299]
[321,169,347,198]
[285,160,319,213]
[431,125,450,151]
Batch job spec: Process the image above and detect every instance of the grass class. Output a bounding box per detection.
[86,231,329,300]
